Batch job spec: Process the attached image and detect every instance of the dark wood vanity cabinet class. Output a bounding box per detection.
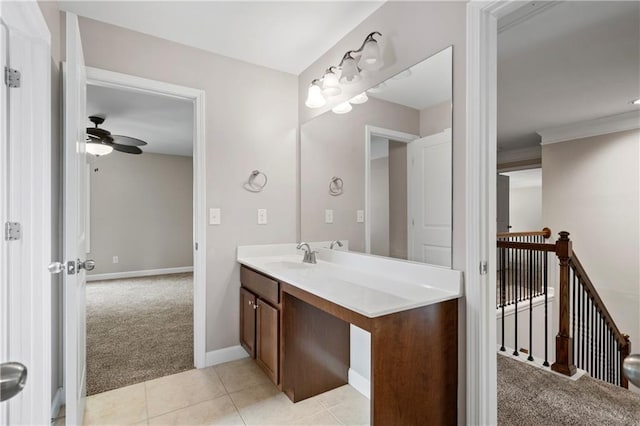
[239,266,280,385]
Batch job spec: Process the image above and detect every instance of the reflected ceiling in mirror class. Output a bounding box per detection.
[300,46,453,267]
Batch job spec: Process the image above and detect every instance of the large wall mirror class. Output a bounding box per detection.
[300,46,453,267]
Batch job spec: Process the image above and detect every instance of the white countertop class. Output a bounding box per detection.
[237,243,463,318]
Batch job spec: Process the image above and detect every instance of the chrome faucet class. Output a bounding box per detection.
[296,242,318,264]
[329,240,343,250]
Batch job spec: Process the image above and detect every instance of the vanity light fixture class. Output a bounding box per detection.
[350,92,368,105]
[305,79,326,108]
[322,67,342,96]
[339,52,362,85]
[632,98,640,105]
[304,31,383,110]
[332,101,352,114]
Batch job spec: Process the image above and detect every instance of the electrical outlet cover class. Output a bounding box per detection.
[325,209,334,224]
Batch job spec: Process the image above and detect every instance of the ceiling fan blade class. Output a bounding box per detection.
[110,135,148,146]
[112,144,143,155]
[87,127,111,138]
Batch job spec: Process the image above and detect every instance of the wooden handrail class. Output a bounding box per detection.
[570,253,627,346]
[497,227,552,239]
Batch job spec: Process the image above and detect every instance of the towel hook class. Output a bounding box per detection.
[244,170,268,192]
[329,176,343,196]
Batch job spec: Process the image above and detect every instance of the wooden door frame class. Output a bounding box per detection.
[0,1,52,424]
[85,66,207,369]
[465,1,530,424]
[363,125,418,255]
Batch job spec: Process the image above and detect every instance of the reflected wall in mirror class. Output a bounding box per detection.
[300,46,453,267]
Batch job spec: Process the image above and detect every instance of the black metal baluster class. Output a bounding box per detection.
[587,297,591,374]
[500,246,505,352]
[513,246,519,356]
[543,251,549,367]
[572,269,576,362]
[580,288,587,370]
[528,250,534,361]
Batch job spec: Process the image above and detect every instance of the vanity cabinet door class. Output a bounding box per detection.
[240,287,257,358]
[256,299,279,384]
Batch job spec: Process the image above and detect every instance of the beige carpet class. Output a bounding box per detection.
[86,273,194,395]
[498,354,640,425]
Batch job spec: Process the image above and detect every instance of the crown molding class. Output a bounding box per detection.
[497,145,541,164]
[538,110,640,145]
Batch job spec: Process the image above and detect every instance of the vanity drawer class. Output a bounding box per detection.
[241,266,279,306]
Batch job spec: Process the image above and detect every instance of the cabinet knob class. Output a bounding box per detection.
[248,300,253,305]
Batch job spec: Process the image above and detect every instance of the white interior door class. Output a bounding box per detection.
[64,12,88,426]
[407,128,452,267]
[497,174,510,233]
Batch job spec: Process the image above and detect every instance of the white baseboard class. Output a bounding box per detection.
[87,266,194,282]
[348,368,370,399]
[205,345,249,367]
[51,387,64,420]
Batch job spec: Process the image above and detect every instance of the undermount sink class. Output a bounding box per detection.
[264,260,313,270]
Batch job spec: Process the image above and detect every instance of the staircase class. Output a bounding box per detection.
[496,229,631,388]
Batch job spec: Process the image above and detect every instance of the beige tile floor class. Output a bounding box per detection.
[52,358,369,425]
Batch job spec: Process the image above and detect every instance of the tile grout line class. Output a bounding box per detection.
[326,408,346,426]
[212,366,248,425]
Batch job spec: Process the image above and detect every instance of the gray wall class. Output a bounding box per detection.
[420,100,452,137]
[88,152,193,275]
[388,141,408,259]
[298,2,467,421]
[300,97,419,252]
[509,186,541,232]
[370,157,389,257]
[542,129,640,368]
[38,0,64,405]
[75,17,299,352]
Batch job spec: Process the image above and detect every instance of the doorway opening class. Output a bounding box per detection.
[82,67,207,395]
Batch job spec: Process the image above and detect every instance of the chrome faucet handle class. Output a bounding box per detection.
[296,242,311,252]
[308,251,318,264]
[329,240,343,250]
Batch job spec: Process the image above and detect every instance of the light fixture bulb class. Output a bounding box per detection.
[350,92,368,105]
[305,82,326,108]
[339,56,361,85]
[332,101,352,114]
[322,69,342,97]
[86,142,113,156]
[358,39,384,71]
[633,98,640,105]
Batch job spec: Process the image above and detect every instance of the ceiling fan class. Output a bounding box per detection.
[86,115,147,156]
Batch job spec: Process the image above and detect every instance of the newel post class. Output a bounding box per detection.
[621,334,631,388]
[551,231,578,376]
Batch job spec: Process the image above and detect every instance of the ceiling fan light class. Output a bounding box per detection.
[350,92,368,105]
[339,56,361,85]
[358,39,383,71]
[332,101,352,114]
[86,141,113,156]
[305,82,326,108]
[321,70,342,97]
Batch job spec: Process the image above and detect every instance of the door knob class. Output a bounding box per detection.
[0,362,27,402]
[78,259,96,271]
[48,262,65,274]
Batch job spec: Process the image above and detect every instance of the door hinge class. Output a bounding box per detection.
[480,261,488,275]
[4,67,21,88]
[195,242,198,251]
[4,222,21,241]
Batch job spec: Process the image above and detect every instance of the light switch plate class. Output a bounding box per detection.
[356,210,365,223]
[325,209,334,224]
[112,256,119,264]
[209,208,221,225]
[258,209,268,225]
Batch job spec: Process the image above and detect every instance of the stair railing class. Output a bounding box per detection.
[497,230,631,388]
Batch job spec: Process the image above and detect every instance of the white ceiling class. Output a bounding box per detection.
[498,1,640,150]
[368,46,452,110]
[59,1,384,75]
[87,84,194,157]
